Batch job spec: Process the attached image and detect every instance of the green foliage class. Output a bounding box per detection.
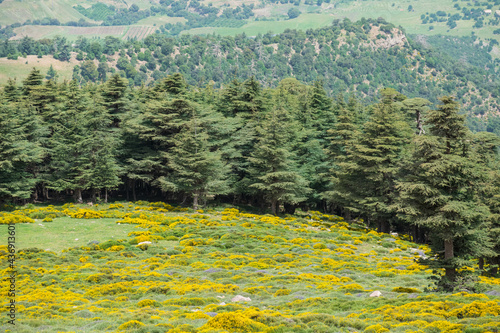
[288,8,301,19]
[0,95,43,202]
[397,97,493,287]
[74,3,115,21]
[159,114,231,209]
[247,95,310,215]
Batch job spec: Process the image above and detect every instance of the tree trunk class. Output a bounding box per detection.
[126,179,129,201]
[412,225,418,243]
[344,208,351,222]
[132,179,137,202]
[271,199,277,215]
[74,188,83,204]
[193,191,199,210]
[33,186,38,202]
[381,220,390,234]
[104,189,108,203]
[284,203,296,215]
[444,238,455,281]
[478,257,484,271]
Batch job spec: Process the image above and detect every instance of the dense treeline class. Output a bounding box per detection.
[2,19,500,135]
[1,69,499,288]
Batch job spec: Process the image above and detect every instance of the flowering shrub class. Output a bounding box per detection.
[0,212,35,224]
[65,209,103,219]
[201,312,268,332]
[137,299,160,307]
[3,201,499,333]
[106,245,125,252]
[364,324,389,333]
[117,320,145,330]
[274,289,291,296]
[449,301,500,318]
[392,287,420,293]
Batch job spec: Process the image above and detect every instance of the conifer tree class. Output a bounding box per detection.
[0,96,43,203]
[131,74,202,199]
[247,99,310,215]
[46,65,58,81]
[402,97,431,135]
[4,78,19,102]
[101,73,129,127]
[121,97,156,201]
[471,132,500,274]
[324,94,361,219]
[296,80,335,208]
[158,120,230,209]
[78,88,122,202]
[216,77,266,201]
[338,88,411,231]
[396,97,492,288]
[22,68,43,96]
[48,80,89,203]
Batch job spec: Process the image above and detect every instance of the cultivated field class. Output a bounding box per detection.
[11,25,129,40]
[4,0,500,42]
[123,26,158,40]
[0,202,499,332]
[182,13,335,37]
[0,0,88,26]
[0,55,76,85]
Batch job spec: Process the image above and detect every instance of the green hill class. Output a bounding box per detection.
[2,0,500,48]
[2,18,499,130]
[1,202,499,332]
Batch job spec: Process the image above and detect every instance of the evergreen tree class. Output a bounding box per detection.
[78,88,122,202]
[339,88,411,232]
[158,119,230,209]
[101,73,129,127]
[402,97,431,135]
[46,65,58,81]
[132,74,200,199]
[120,95,156,202]
[0,96,43,203]
[22,68,43,96]
[324,94,361,219]
[3,78,19,102]
[48,81,89,203]
[216,77,266,201]
[247,100,310,215]
[396,97,492,288]
[295,80,335,209]
[471,132,500,274]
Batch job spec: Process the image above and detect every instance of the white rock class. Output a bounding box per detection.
[137,241,152,246]
[219,302,226,305]
[370,291,382,297]
[75,238,79,241]
[216,295,225,299]
[231,295,251,302]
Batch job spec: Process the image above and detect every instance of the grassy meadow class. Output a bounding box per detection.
[0,55,75,85]
[0,202,499,332]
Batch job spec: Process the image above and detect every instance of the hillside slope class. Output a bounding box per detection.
[0,202,499,332]
[3,18,499,129]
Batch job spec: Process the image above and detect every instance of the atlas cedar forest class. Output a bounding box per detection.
[1,17,500,292]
